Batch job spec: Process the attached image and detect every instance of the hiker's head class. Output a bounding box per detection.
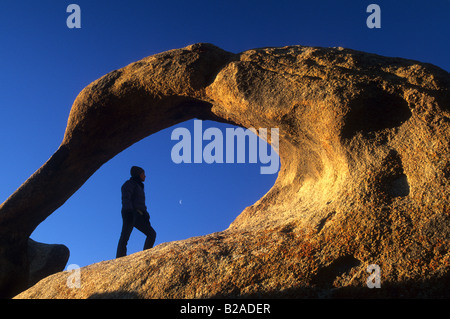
[130,166,146,182]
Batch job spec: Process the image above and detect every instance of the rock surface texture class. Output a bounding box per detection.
[27,239,70,288]
[1,43,449,298]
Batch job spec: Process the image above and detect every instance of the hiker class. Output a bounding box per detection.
[116,166,156,258]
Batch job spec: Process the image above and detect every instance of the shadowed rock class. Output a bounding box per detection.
[27,239,70,288]
[1,43,449,298]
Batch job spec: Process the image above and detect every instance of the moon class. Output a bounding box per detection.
[179,200,182,205]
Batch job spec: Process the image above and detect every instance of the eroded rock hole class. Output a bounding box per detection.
[342,90,412,139]
[380,150,410,198]
[312,255,361,288]
[387,174,410,197]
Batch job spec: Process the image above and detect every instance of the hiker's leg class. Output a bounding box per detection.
[116,210,135,258]
[143,225,157,250]
[136,215,157,250]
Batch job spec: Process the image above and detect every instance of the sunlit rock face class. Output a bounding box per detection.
[2,43,449,298]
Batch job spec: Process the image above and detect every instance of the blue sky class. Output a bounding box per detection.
[0,0,449,268]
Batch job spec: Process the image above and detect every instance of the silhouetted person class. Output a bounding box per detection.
[116,166,156,258]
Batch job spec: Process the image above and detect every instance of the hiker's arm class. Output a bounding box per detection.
[121,182,134,212]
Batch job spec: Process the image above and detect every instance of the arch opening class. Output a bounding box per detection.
[30,118,280,267]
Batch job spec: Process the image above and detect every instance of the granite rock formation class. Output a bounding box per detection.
[1,43,449,298]
[27,239,70,288]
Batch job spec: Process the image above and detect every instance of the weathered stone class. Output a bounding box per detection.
[27,239,70,288]
[1,43,449,298]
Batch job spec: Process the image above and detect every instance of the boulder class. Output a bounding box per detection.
[1,43,449,298]
[27,239,70,288]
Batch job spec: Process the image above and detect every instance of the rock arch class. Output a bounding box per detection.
[1,43,449,298]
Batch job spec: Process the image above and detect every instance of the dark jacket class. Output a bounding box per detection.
[121,177,148,217]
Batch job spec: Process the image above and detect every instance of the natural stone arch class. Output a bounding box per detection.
[0,44,234,297]
[1,43,449,298]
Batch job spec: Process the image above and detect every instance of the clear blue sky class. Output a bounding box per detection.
[0,1,448,268]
